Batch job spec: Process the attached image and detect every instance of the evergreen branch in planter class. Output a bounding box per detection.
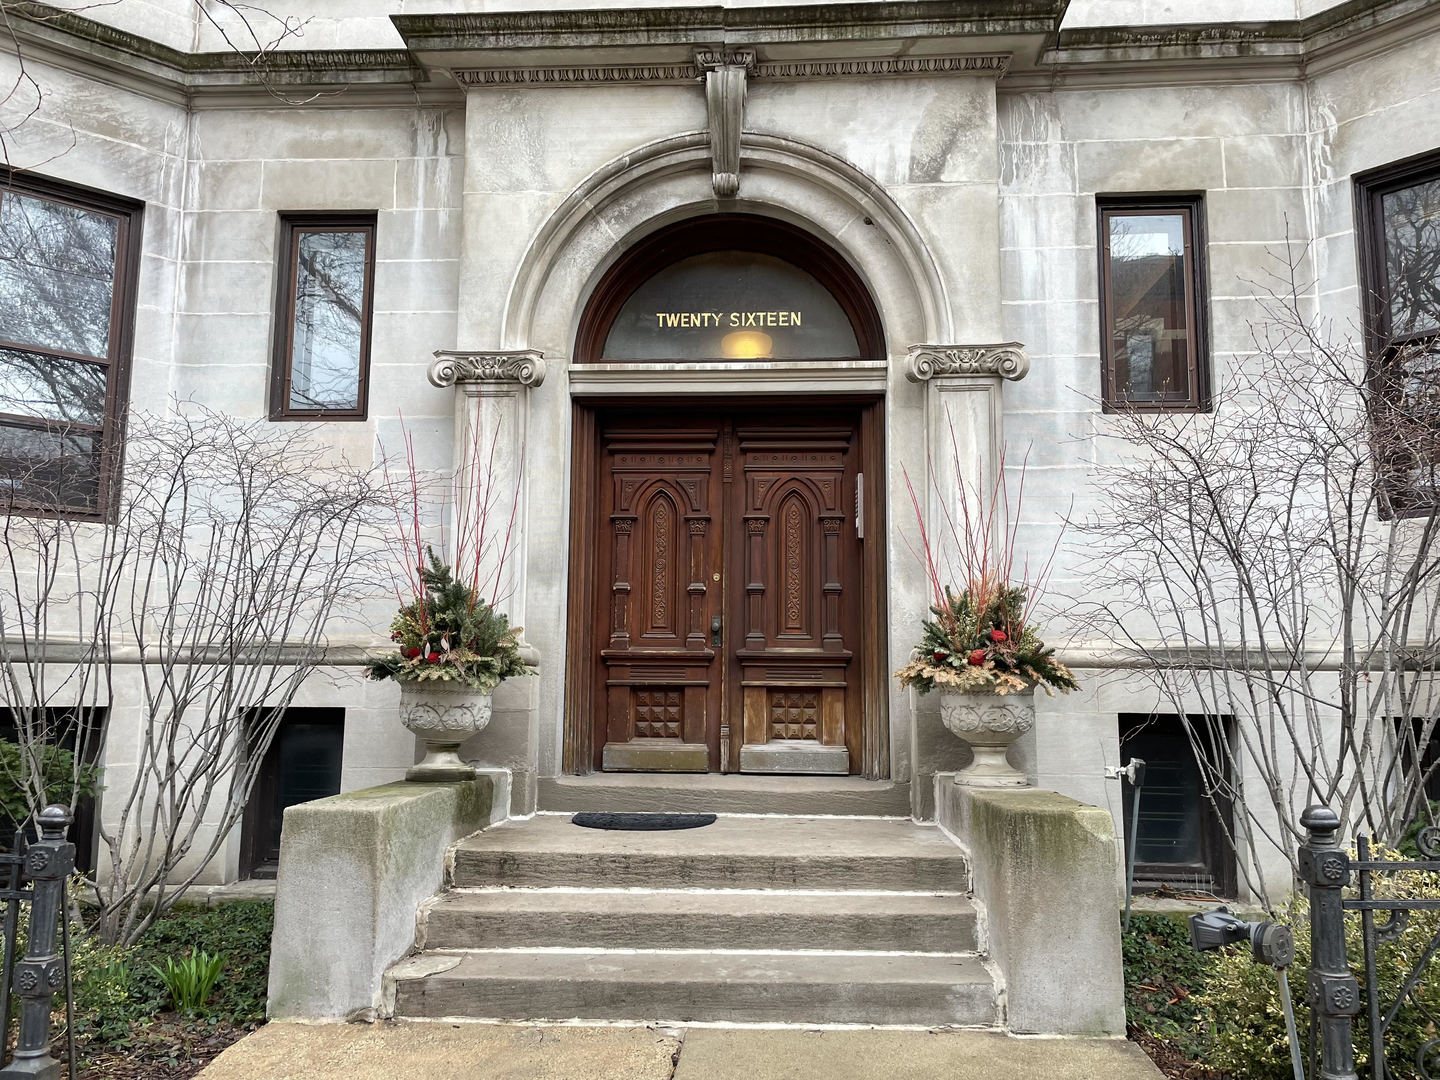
[365,547,533,694]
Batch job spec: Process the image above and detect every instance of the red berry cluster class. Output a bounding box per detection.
[934,628,1011,667]
[967,630,1009,664]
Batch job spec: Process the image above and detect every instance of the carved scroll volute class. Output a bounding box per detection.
[903,342,1030,383]
[610,515,635,647]
[697,49,754,199]
[429,349,546,388]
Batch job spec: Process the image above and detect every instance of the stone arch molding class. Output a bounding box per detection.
[501,131,954,358]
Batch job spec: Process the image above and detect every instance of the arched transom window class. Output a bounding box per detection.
[576,215,883,364]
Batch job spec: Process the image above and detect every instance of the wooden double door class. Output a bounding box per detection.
[586,404,869,774]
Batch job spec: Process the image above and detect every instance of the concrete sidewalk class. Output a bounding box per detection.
[195,1022,1164,1080]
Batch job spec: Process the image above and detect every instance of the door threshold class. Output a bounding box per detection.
[602,739,709,773]
[738,742,849,775]
[537,774,911,817]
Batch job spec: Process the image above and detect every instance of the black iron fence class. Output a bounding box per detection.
[0,805,75,1080]
[1193,806,1440,1080]
[1298,804,1440,1080]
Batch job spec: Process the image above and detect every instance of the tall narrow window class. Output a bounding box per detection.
[1098,196,1209,410]
[1356,151,1440,514]
[0,173,142,516]
[270,214,376,420]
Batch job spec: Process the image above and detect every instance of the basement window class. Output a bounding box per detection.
[1118,713,1235,898]
[240,708,344,879]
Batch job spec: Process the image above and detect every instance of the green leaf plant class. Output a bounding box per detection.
[150,949,225,1014]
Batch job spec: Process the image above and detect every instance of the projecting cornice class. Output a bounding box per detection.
[0,0,1434,103]
[905,343,1030,382]
[429,350,547,389]
[1025,0,1440,88]
[391,2,1065,53]
[0,0,426,102]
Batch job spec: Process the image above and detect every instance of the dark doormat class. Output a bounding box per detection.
[571,812,717,831]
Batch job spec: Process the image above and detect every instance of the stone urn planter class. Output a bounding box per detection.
[399,681,493,782]
[938,685,1035,787]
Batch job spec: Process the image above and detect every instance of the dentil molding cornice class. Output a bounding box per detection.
[450,54,1011,88]
[428,350,547,388]
[904,343,1030,382]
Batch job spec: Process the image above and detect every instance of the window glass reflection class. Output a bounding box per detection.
[0,421,100,509]
[1106,213,1192,401]
[1382,178,1440,339]
[289,229,368,411]
[0,191,117,360]
[0,347,106,426]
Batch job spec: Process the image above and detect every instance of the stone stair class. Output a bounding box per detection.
[385,813,999,1027]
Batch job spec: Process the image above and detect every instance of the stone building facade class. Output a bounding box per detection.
[2,0,1439,904]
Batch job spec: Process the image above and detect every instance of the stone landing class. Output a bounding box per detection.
[198,1024,1166,1080]
[385,814,996,1026]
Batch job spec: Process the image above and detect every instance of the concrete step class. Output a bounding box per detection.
[450,815,968,891]
[389,950,998,1026]
[538,774,912,816]
[421,889,979,953]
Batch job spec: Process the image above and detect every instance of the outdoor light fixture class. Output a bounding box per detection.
[1105,757,1146,930]
[1189,907,1303,1080]
[1189,907,1295,967]
[720,330,774,359]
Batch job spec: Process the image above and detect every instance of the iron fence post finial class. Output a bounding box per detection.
[1299,804,1360,1080]
[0,805,73,1080]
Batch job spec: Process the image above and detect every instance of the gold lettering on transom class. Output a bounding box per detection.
[654,311,803,328]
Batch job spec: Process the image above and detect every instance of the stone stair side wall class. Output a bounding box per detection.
[937,779,1127,1036]
[267,774,506,1021]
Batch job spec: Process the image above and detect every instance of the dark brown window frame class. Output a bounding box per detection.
[1354,148,1440,518]
[269,212,377,422]
[0,169,143,522]
[1097,193,1211,413]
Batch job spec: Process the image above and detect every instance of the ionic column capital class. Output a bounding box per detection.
[904,342,1030,383]
[428,349,547,388]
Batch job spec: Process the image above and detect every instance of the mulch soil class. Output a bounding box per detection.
[1129,1027,1230,1080]
[72,1016,256,1080]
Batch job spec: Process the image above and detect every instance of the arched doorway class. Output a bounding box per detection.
[564,215,887,776]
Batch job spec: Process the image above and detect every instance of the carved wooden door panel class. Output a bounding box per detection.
[730,424,861,775]
[597,424,724,772]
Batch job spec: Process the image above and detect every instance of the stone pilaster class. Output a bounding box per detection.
[428,350,545,628]
[903,342,1030,573]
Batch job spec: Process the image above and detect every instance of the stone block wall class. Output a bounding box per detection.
[2,0,1436,897]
